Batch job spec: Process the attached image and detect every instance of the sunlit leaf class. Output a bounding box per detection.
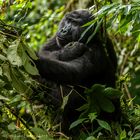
[8,123,16,131]
[2,64,12,81]
[10,67,32,93]
[0,54,7,61]
[86,136,96,140]
[7,40,22,66]
[61,93,70,110]
[22,40,38,60]
[133,133,140,140]
[88,113,97,123]
[120,130,126,140]
[9,95,22,104]
[0,95,9,101]
[18,44,39,75]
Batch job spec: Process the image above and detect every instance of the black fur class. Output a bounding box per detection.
[35,9,117,135]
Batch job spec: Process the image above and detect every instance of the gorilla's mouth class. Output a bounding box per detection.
[56,35,65,41]
[57,33,71,41]
[56,36,69,47]
[56,34,71,43]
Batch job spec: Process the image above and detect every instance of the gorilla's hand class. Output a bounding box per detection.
[38,42,87,61]
[59,42,87,61]
[38,49,60,60]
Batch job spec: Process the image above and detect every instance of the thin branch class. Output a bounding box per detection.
[1,100,36,139]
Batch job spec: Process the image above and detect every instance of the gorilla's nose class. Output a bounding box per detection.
[60,23,72,35]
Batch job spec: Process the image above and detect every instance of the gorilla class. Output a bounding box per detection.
[35,9,117,135]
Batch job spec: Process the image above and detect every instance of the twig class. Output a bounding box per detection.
[1,100,36,139]
[123,83,133,108]
[120,52,130,75]
[0,31,18,38]
[55,132,69,139]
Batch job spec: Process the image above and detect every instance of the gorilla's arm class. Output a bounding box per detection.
[59,42,87,61]
[38,42,88,61]
[40,36,60,52]
[37,36,61,60]
[35,47,101,85]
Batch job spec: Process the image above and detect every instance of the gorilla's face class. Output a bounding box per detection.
[56,10,92,47]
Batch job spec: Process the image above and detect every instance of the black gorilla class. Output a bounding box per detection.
[35,10,117,135]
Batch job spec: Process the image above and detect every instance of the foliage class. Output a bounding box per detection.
[1,0,65,50]
[84,84,121,113]
[0,0,140,140]
[0,20,48,139]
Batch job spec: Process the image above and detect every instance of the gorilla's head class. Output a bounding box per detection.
[56,10,93,47]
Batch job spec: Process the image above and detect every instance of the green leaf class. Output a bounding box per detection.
[85,84,105,95]
[86,136,97,140]
[87,18,103,44]
[38,135,53,140]
[0,79,5,87]
[61,93,70,110]
[79,22,95,42]
[69,118,87,130]
[104,87,122,99]
[83,84,105,116]
[88,113,97,123]
[124,4,131,15]
[23,57,39,75]
[0,67,2,76]
[98,96,115,113]
[7,40,22,66]
[8,122,16,131]
[18,45,39,75]
[2,64,12,81]
[134,125,140,130]
[9,95,22,104]
[120,130,126,140]
[10,67,32,94]
[134,133,140,140]
[97,119,111,132]
[0,95,9,101]
[76,103,88,112]
[94,3,117,17]
[0,54,7,61]
[31,127,47,135]
[22,40,38,60]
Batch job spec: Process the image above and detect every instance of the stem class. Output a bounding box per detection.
[1,101,36,139]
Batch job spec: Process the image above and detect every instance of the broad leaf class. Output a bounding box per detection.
[69,118,87,130]
[97,96,115,113]
[0,95,9,101]
[97,119,111,132]
[2,64,12,81]
[22,40,38,60]
[18,45,39,75]
[7,40,22,66]
[10,67,32,94]
[31,127,47,135]
[134,133,140,140]
[120,130,126,140]
[104,87,122,99]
